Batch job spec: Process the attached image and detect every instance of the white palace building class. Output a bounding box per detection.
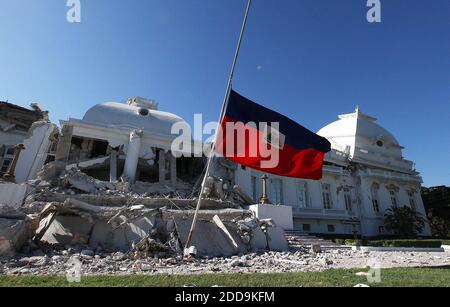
[10,98,431,239]
[235,107,431,238]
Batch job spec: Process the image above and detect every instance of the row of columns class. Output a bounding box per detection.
[7,124,176,186]
[115,129,177,185]
[158,150,177,185]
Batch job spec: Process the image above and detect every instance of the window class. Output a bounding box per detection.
[0,146,15,174]
[408,191,417,211]
[322,183,332,209]
[389,189,398,208]
[138,108,150,116]
[371,183,380,213]
[303,224,311,232]
[251,176,257,203]
[379,226,385,234]
[271,179,283,205]
[0,159,11,173]
[297,181,308,208]
[344,188,353,212]
[6,147,15,155]
[327,225,336,233]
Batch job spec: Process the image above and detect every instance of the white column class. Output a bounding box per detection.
[110,149,118,183]
[170,152,177,185]
[159,150,166,183]
[123,130,143,183]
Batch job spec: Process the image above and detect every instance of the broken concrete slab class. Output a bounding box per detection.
[126,216,156,243]
[249,226,269,251]
[213,215,240,252]
[161,209,252,222]
[15,122,59,183]
[250,204,294,231]
[29,192,240,210]
[131,181,194,198]
[89,220,128,251]
[174,217,247,258]
[33,211,57,242]
[66,168,115,194]
[36,161,66,182]
[234,217,289,252]
[0,217,31,257]
[0,183,28,209]
[66,156,110,171]
[266,227,290,251]
[40,215,93,246]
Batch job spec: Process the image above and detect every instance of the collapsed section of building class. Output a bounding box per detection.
[0,96,432,259]
[0,97,289,259]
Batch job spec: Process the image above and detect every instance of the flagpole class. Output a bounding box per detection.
[184,0,253,252]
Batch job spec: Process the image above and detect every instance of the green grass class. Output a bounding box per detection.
[1,267,450,287]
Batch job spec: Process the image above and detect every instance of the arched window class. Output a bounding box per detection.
[271,178,283,205]
[322,183,332,209]
[408,191,417,211]
[297,181,309,208]
[387,186,399,208]
[371,183,380,213]
[343,187,353,212]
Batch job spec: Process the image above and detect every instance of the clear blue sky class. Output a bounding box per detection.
[0,0,449,186]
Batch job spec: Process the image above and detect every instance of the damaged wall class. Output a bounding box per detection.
[15,122,58,183]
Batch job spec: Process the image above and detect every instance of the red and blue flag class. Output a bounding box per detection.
[215,89,331,180]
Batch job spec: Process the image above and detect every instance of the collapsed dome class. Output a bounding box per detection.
[83,101,186,138]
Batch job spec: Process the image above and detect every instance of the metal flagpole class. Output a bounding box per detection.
[184,0,253,253]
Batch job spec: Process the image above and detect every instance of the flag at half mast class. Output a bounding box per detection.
[215,89,331,180]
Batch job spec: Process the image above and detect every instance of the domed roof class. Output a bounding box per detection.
[318,107,403,159]
[83,101,186,138]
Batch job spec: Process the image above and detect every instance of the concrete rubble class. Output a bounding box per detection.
[1,167,449,276]
[0,164,290,262]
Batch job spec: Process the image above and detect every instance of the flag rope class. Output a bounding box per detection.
[184,0,253,252]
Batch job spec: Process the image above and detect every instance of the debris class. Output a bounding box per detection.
[311,244,322,254]
[0,162,292,263]
[0,210,32,257]
[230,259,245,267]
[213,215,239,252]
[65,168,115,194]
[184,246,198,258]
[0,183,28,210]
[81,249,95,257]
[233,185,255,205]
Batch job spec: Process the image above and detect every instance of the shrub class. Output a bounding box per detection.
[427,211,450,238]
[344,239,444,248]
[344,239,367,246]
[385,206,426,237]
[371,240,442,248]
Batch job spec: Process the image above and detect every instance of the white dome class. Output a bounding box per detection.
[83,101,186,138]
[318,107,404,161]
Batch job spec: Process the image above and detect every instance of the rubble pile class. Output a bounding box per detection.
[1,166,450,277]
[1,244,449,277]
[0,167,289,262]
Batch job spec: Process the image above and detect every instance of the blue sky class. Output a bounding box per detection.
[0,0,449,186]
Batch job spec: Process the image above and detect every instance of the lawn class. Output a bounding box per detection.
[0,267,449,287]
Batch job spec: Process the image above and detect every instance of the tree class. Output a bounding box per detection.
[427,210,450,238]
[384,206,426,238]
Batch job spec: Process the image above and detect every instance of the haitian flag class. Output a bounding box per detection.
[215,90,331,180]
